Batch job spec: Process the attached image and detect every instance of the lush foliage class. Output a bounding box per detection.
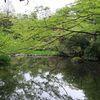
[0,55,11,66]
[0,0,100,61]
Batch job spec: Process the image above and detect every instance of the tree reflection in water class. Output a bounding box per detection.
[0,56,89,100]
[0,68,18,100]
[9,71,86,100]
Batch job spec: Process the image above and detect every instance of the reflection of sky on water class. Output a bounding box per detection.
[0,80,5,86]
[11,71,87,100]
[1,57,100,100]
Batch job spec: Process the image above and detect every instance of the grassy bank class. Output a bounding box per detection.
[12,50,59,56]
[31,50,58,56]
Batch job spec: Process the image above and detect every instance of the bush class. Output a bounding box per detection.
[84,40,100,61]
[0,55,11,66]
[58,34,89,57]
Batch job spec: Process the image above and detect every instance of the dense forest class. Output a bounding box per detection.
[0,0,100,62]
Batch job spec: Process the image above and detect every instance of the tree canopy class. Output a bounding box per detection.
[0,0,100,60]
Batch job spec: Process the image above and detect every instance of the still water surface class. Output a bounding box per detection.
[0,56,100,100]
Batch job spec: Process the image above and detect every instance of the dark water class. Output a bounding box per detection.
[0,56,100,100]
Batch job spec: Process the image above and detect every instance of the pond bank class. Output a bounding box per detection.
[11,54,99,62]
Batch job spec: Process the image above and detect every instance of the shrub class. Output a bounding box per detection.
[0,55,11,66]
[58,34,89,57]
[84,40,100,61]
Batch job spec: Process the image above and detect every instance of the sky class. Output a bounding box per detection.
[0,0,75,14]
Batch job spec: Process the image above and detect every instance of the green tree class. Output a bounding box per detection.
[41,0,100,60]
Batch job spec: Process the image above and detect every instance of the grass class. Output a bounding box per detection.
[31,50,58,56]
[13,49,58,56]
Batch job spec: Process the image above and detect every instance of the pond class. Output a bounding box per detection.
[0,56,100,100]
